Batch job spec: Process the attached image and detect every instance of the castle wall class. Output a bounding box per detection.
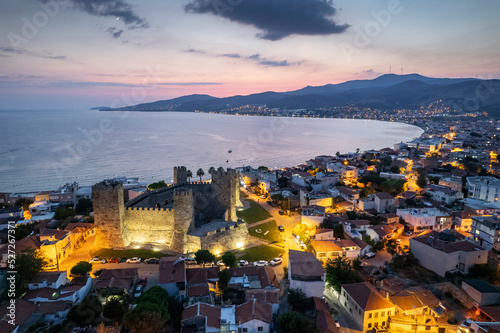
[122,207,175,248]
[174,166,188,185]
[211,169,238,222]
[171,188,194,253]
[201,223,250,255]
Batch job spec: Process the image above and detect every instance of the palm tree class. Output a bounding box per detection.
[196,168,205,181]
[187,170,193,182]
[217,166,224,172]
[208,166,215,174]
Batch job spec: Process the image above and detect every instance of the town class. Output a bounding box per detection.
[2,117,500,333]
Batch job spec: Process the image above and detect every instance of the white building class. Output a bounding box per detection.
[467,176,500,202]
[470,215,500,251]
[396,207,452,230]
[288,250,326,298]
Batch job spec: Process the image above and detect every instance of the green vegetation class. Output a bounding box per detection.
[103,297,126,321]
[238,245,284,262]
[380,179,406,196]
[196,168,205,181]
[278,311,317,333]
[136,286,170,319]
[247,220,283,245]
[236,199,272,224]
[90,248,172,259]
[194,249,216,264]
[221,252,238,267]
[218,269,231,291]
[70,261,93,277]
[14,223,33,241]
[333,223,344,239]
[148,180,167,190]
[124,303,168,333]
[12,248,46,298]
[75,198,93,215]
[66,295,102,327]
[287,288,313,313]
[15,198,33,211]
[325,256,363,293]
[53,205,76,220]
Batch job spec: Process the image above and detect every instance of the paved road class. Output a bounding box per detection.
[324,287,362,331]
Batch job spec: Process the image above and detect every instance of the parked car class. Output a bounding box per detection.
[89,257,106,264]
[216,261,225,266]
[253,260,268,267]
[139,277,147,288]
[239,260,249,267]
[108,257,121,263]
[405,231,413,236]
[361,262,369,266]
[278,225,285,232]
[145,258,160,264]
[260,195,266,199]
[364,252,376,259]
[134,285,143,298]
[126,257,141,263]
[270,257,282,266]
[396,239,402,245]
[179,257,197,265]
[278,210,285,215]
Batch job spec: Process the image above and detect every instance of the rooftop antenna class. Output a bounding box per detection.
[400,68,403,75]
[389,66,392,74]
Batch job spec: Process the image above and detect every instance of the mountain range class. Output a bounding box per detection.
[98,74,500,118]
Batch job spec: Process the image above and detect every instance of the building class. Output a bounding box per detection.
[340,281,395,332]
[462,279,500,306]
[288,249,326,298]
[366,223,404,242]
[470,215,500,250]
[466,176,500,202]
[314,297,340,333]
[92,167,249,254]
[311,239,360,263]
[410,230,488,277]
[424,184,464,205]
[235,299,273,333]
[374,192,396,213]
[396,207,452,231]
[158,256,186,299]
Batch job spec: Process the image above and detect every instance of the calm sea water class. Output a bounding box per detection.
[0,110,423,192]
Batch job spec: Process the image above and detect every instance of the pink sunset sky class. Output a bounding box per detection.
[0,0,499,109]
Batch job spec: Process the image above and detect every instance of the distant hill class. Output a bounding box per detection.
[96,74,500,118]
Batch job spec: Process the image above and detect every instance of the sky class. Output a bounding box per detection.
[0,0,499,110]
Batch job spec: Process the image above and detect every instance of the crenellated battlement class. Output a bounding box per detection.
[126,207,173,212]
[174,188,193,196]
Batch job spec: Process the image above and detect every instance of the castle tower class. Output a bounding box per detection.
[211,168,239,222]
[92,182,125,248]
[171,188,194,253]
[174,166,188,185]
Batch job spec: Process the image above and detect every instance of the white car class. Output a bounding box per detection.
[89,257,106,264]
[239,260,249,267]
[216,261,225,266]
[179,257,197,265]
[365,252,376,259]
[126,257,141,263]
[269,258,282,266]
[405,231,413,236]
[253,260,268,267]
[134,285,143,298]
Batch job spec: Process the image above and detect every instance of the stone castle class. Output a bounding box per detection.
[92,167,250,254]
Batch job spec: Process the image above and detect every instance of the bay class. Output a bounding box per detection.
[0,109,423,192]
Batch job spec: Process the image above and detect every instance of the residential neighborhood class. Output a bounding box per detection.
[3,118,500,332]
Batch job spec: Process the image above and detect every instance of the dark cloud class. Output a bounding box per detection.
[185,0,349,40]
[107,27,124,38]
[186,48,205,54]
[0,46,67,60]
[258,59,290,67]
[50,81,143,88]
[364,69,374,74]
[219,53,241,58]
[248,54,260,60]
[38,0,148,29]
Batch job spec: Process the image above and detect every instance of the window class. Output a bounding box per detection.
[426,326,430,331]
[368,313,372,319]
[242,329,248,333]
[382,321,385,326]
[374,312,378,318]
[258,327,263,332]
[359,309,361,315]
[387,311,391,316]
[368,323,372,328]
[381,311,385,317]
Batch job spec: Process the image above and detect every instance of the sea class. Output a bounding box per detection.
[0,109,423,193]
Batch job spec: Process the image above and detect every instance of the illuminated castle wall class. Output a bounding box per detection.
[92,167,249,254]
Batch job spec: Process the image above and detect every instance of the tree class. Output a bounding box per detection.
[103,297,126,321]
[287,288,309,313]
[325,257,363,293]
[278,311,317,333]
[124,303,168,333]
[196,168,205,181]
[217,166,224,172]
[53,205,76,220]
[75,198,93,215]
[352,256,362,270]
[187,170,193,182]
[148,180,167,190]
[208,166,215,174]
[333,223,344,239]
[14,223,32,241]
[71,261,93,277]
[416,168,427,188]
[137,286,170,319]
[258,166,269,171]
[15,198,33,211]
[66,295,102,327]
[277,176,288,188]
[13,248,46,297]
[386,239,398,255]
[218,269,230,291]
[221,252,238,268]
[390,166,401,174]
[194,249,215,265]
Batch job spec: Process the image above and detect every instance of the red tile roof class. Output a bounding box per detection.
[159,257,186,284]
[0,299,37,332]
[342,282,394,311]
[289,250,325,277]
[314,297,339,333]
[29,271,65,285]
[235,299,272,324]
[187,285,210,297]
[182,303,221,329]
[245,289,280,304]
